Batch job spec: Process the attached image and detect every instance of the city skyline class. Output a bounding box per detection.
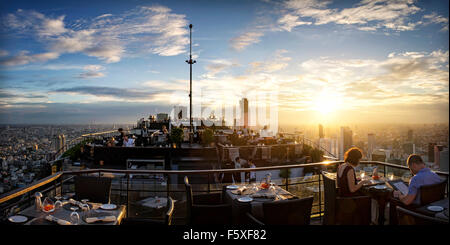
[0,0,449,124]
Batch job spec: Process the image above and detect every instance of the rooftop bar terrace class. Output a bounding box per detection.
[1,160,448,225]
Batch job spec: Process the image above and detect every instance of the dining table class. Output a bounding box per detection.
[414,198,449,222]
[359,178,393,225]
[14,199,126,225]
[328,172,395,225]
[224,184,298,224]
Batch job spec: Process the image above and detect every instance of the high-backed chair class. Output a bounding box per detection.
[184,176,232,224]
[396,206,448,225]
[321,171,372,225]
[419,180,447,206]
[246,196,314,225]
[74,175,112,204]
[121,196,175,225]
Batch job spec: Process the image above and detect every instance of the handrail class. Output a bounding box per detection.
[0,172,63,204]
[1,160,448,205]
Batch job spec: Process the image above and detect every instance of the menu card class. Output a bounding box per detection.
[392,182,409,195]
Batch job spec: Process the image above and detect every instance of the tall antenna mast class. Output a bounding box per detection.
[186,24,196,144]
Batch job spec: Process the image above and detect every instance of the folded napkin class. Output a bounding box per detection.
[45,215,72,225]
[231,186,248,195]
[250,193,276,199]
[68,199,89,210]
[85,215,116,223]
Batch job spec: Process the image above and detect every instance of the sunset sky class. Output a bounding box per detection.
[0,0,448,125]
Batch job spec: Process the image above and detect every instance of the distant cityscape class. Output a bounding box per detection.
[0,124,131,194]
[1,117,448,195]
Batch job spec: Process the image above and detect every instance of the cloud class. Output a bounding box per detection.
[279,0,449,32]
[248,49,291,73]
[0,51,60,66]
[278,14,312,32]
[203,59,240,78]
[3,5,190,65]
[230,31,264,51]
[77,65,105,79]
[52,86,157,101]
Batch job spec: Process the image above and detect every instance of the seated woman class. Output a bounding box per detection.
[337,147,370,197]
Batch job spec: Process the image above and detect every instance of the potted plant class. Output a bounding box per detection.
[169,127,184,148]
[202,128,215,147]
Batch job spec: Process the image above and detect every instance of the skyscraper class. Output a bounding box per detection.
[368,133,375,160]
[239,98,248,129]
[61,134,66,152]
[434,145,448,171]
[428,143,436,162]
[339,127,353,160]
[319,124,324,139]
[173,105,187,120]
[407,129,413,142]
[156,113,169,122]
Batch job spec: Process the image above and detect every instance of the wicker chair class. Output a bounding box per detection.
[185,176,232,224]
[419,180,447,206]
[396,206,448,225]
[322,171,371,225]
[74,175,112,204]
[121,196,175,225]
[245,196,314,225]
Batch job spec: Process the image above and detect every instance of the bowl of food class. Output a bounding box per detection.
[260,183,269,189]
[372,175,380,180]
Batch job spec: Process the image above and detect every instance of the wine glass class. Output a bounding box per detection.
[42,197,55,213]
[70,207,80,225]
[388,172,394,181]
[54,200,63,210]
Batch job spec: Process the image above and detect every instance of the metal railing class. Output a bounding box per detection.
[53,130,118,160]
[1,160,448,224]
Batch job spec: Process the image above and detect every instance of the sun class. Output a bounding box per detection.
[312,90,341,115]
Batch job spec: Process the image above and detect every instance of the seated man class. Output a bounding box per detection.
[122,135,135,147]
[390,154,442,224]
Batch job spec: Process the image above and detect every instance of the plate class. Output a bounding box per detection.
[427,206,444,212]
[238,197,253,203]
[100,204,117,210]
[226,185,239,190]
[8,215,28,223]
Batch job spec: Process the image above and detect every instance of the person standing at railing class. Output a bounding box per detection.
[116,128,125,146]
[247,159,256,183]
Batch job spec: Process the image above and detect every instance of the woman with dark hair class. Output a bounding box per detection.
[337,147,370,197]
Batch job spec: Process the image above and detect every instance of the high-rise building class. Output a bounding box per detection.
[173,105,187,120]
[372,149,386,162]
[319,137,338,158]
[434,145,448,171]
[403,142,414,155]
[368,133,375,160]
[54,134,65,153]
[61,134,66,152]
[428,143,436,162]
[239,98,248,129]
[407,129,413,142]
[339,127,353,160]
[319,124,324,139]
[156,113,169,122]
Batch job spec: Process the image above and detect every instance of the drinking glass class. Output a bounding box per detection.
[42,197,55,212]
[70,207,80,225]
[54,201,63,210]
[388,172,394,181]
